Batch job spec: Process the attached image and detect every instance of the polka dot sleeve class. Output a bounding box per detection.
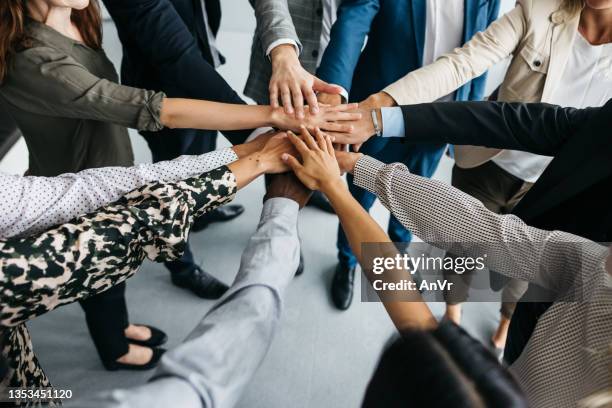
[0,148,238,239]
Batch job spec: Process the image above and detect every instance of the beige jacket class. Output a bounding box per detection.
[383,0,581,168]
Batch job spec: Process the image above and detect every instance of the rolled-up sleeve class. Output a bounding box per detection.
[3,46,165,131]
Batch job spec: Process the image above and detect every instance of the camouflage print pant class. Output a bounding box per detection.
[0,166,237,406]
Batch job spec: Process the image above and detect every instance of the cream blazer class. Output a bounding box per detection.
[383,0,581,168]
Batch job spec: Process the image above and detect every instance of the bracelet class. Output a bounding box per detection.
[371,109,382,137]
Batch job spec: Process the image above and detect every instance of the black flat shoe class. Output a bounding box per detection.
[103,347,166,371]
[306,191,335,214]
[192,205,245,232]
[171,265,229,299]
[128,325,168,348]
[331,263,356,311]
[295,251,305,277]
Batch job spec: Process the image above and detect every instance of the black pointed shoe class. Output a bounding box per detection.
[306,191,335,214]
[171,265,229,299]
[103,347,166,371]
[192,205,245,232]
[331,263,356,310]
[129,325,168,348]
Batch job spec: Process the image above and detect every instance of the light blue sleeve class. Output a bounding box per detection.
[381,107,406,138]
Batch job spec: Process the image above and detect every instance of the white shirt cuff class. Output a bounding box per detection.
[266,39,300,58]
[338,86,349,103]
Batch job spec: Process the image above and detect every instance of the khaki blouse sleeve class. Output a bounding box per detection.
[2,46,165,132]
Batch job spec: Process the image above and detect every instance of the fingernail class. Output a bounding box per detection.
[282,153,289,161]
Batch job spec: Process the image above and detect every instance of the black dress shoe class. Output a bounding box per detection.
[306,191,335,214]
[171,265,229,299]
[331,263,356,310]
[192,205,245,232]
[295,251,305,276]
[103,347,166,371]
[129,325,168,348]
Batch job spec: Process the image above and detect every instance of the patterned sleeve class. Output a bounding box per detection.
[0,166,237,327]
[352,155,609,297]
[0,148,238,239]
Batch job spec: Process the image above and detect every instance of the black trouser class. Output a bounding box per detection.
[0,106,132,364]
[80,283,130,361]
[140,127,218,274]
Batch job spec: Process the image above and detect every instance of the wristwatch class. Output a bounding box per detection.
[371,109,382,137]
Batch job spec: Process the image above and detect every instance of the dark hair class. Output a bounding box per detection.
[0,0,102,82]
[362,321,528,408]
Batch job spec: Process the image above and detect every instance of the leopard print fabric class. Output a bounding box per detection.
[0,325,57,407]
[0,166,237,402]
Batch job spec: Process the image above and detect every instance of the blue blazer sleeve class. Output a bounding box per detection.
[316,0,380,93]
[467,0,501,101]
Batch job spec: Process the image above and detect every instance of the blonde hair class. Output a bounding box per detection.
[562,0,585,16]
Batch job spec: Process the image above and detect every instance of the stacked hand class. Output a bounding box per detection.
[270,44,343,118]
[273,104,362,135]
[249,132,298,174]
[281,126,345,193]
[322,91,398,150]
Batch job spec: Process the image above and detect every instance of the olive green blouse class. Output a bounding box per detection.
[0,21,165,176]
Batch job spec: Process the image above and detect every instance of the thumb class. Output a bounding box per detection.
[353,143,363,152]
[313,77,343,95]
[282,153,303,171]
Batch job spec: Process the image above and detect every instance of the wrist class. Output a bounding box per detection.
[268,106,284,128]
[232,143,251,159]
[374,92,397,108]
[244,152,270,177]
[338,152,363,174]
[320,176,347,197]
[271,44,298,66]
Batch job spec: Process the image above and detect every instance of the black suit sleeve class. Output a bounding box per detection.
[400,101,600,156]
[102,0,251,145]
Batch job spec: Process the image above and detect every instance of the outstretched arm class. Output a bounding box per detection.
[6,31,360,138]
[102,0,253,144]
[283,127,437,331]
[0,132,292,239]
[330,101,601,155]
[68,178,311,408]
[338,152,608,297]
[0,149,237,239]
[381,3,525,105]
[316,0,380,96]
[102,0,244,106]
[0,136,295,326]
[250,0,343,117]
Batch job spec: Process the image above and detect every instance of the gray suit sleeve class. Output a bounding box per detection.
[251,0,301,54]
[68,198,300,408]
